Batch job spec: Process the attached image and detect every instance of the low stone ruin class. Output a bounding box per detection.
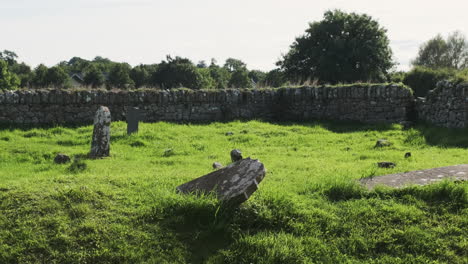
[177,158,266,204]
[90,106,111,158]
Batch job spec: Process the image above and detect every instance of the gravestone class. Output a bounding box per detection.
[177,158,266,204]
[90,106,111,158]
[127,107,144,135]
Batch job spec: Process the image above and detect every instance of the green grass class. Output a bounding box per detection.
[0,121,467,263]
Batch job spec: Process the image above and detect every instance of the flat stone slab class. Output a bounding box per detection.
[361,164,468,189]
[177,158,266,204]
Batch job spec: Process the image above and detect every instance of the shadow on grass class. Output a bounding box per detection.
[137,194,306,263]
[411,123,468,148]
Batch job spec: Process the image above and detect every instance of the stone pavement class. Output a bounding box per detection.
[361,164,468,189]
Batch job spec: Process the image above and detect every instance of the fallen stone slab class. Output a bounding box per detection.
[361,164,468,189]
[177,158,266,204]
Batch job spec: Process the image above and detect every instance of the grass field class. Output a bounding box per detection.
[0,120,467,263]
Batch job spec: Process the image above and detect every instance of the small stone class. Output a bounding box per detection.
[225,131,234,136]
[377,162,396,168]
[375,139,392,148]
[54,154,71,164]
[212,162,223,169]
[230,149,243,162]
[90,106,111,158]
[404,152,412,158]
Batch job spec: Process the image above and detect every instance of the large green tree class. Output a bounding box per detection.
[107,63,135,89]
[278,10,394,84]
[150,56,208,89]
[412,31,468,70]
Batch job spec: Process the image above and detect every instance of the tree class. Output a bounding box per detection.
[0,60,20,90]
[248,70,267,85]
[228,69,252,88]
[83,64,105,88]
[107,63,134,89]
[150,56,207,89]
[223,58,247,73]
[264,69,286,87]
[45,66,70,88]
[10,62,33,87]
[412,31,468,69]
[278,10,393,84]
[0,50,18,66]
[208,61,230,89]
[130,65,151,88]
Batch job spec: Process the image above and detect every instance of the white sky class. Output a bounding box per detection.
[1,0,467,71]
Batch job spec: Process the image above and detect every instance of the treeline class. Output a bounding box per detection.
[0,52,286,90]
[1,10,468,95]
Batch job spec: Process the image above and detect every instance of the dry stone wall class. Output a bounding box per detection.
[0,84,414,125]
[416,82,468,128]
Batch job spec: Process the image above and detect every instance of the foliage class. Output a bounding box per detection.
[248,70,267,85]
[403,67,455,97]
[150,56,208,89]
[0,60,20,90]
[208,62,230,89]
[278,9,394,84]
[0,50,18,66]
[228,68,252,88]
[83,64,105,88]
[264,69,287,87]
[107,63,135,89]
[0,121,467,263]
[130,64,152,88]
[412,31,468,70]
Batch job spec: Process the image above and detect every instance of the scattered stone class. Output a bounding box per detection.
[377,162,396,168]
[177,158,266,204]
[212,162,223,169]
[225,131,234,136]
[230,149,243,162]
[90,106,111,158]
[164,148,174,157]
[127,107,144,135]
[54,153,71,164]
[404,152,412,158]
[375,139,392,148]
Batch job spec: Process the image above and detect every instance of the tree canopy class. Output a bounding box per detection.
[412,31,468,70]
[278,10,394,84]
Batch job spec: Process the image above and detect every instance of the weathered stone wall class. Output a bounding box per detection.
[0,84,414,125]
[416,82,468,128]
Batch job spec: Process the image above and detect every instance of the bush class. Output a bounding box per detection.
[403,67,454,97]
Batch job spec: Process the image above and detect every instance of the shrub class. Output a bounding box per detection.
[403,67,454,97]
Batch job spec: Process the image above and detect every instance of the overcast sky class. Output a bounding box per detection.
[1,0,467,71]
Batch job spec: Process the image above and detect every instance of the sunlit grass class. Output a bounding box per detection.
[0,121,467,263]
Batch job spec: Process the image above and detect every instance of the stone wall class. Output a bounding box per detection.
[416,81,468,128]
[0,84,414,125]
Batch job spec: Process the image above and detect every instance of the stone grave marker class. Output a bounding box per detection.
[127,107,144,135]
[90,106,111,158]
[361,164,468,189]
[177,158,266,204]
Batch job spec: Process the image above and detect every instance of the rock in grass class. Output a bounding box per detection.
[377,162,396,168]
[225,131,234,136]
[177,158,266,204]
[212,162,223,169]
[230,149,243,162]
[375,139,392,148]
[54,153,70,164]
[405,152,412,158]
[90,106,111,158]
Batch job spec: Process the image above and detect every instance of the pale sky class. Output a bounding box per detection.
[1,0,467,71]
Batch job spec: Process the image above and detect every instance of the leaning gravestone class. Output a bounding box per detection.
[177,158,266,204]
[127,107,144,135]
[230,149,243,162]
[90,106,111,158]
